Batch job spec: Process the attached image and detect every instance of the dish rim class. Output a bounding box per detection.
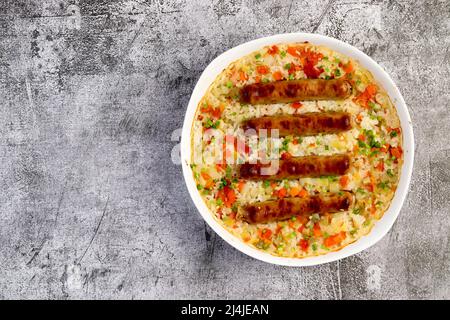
[180,33,414,267]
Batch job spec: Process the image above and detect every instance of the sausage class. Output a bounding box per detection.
[238,154,351,180]
[240,192,353,224]
[240,79,352,105]
[242,112,352,137]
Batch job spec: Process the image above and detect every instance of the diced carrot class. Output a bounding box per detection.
[272,71,283,81]
[375,160,384,172]
[270,182,277,189]
[243,236,251,242]
[287,46,301,58]
[298,188,308,198]
[278,187,287,198]
[289,187,300,197]
[237,180,246,193]
[370,203,377,215]
[292,138,299,145]
[256,65,269,75]
[205,179,214,190]
[366,84,377,96]
[225,187,236,208]
[339,175,349,188]
[267,45,279,55]
[239,70,248,82]
[358,134,366,142]
[291,102,303,109]
[298,239,309,251]
[380,144,390,153]
[353,84,378,108]
[297,224,305,233]
[201,172,211,181]
[390,146,403,159]
[261,228,272,240]
[356,113,363,123]
[254,75,261,83]
[343,61,353,73]
[324,231,346,247]
[313,223,322,237]
[217,186,236,208]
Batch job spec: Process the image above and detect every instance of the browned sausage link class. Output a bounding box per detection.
[239,154,350,180]
[240,192,353,224]
[240,79,352,105]
[242,112,352,137]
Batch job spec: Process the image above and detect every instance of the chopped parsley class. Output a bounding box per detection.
[218,178,228,189]
[377,181,389,190]
[284,63,291,70]
[254,53,262,60]
[204,118,220,129]
[334,68,341,77]
[281,138,290,152]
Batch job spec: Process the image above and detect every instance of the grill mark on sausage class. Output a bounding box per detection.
[240,192,353,224]
[242,112,352,137]
[238,154,351,180]
[240,79,352,105]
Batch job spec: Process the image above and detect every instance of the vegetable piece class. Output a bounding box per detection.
[237,180,246,193]
[339,175,349,188]
[267,45,279,55]
[291,101,303,109]
[390,146,403,159]
[298,188,308,198]
[272,71,283,81]
[216,185,236,208]
[239,70,248,82]
[277,187,287,198]
[353,84,378,108]
[324,231,346,247]
[289,187,301,197]
[260,228,273,240]
[342,61,353,73]
[298,239,309,251]
[256,65,269,75]
[313,223,322,237]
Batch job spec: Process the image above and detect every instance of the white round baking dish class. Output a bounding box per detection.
[180,33,414,266]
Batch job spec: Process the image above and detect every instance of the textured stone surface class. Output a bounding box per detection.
[0,0,449,299]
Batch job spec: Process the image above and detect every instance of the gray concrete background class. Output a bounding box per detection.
[0,0,449,299]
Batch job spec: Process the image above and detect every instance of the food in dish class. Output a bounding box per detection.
[242,112,352,137]
[241,192,353,224]
[240,78,352,104]
[238,154,351,180]
[189,42,403,258]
